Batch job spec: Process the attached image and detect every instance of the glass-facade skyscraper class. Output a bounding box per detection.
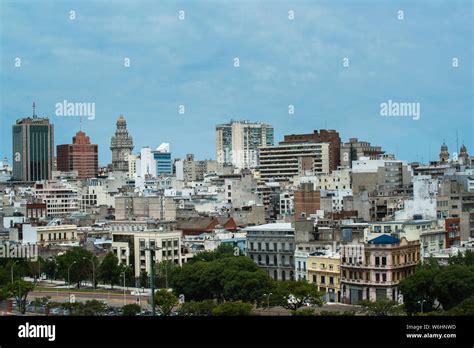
[12,115,54,182]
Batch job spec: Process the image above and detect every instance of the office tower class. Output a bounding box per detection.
[56,131,98,179]
[216,120,274,170]
[110,115,134,172]
[12,103,54,181]
[153,143,172,176]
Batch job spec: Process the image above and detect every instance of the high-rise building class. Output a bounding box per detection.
[56,131,98,179]
[110,115,134,172]
[153,143,173,176]
[216,120,274,170]
[258,142,330,182]
[340,138,385,168]
[12,104,54,181]
[280,130,341,171]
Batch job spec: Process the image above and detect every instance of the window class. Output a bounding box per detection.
[313,275,316,282]
[375,273,380,282]
[381,257,386,266]
[265,243,269,251]
[375,257,380,266]
[321,276,326,284]
[382,273,387,282]
[329,276,334,285]
[250,242,254,251]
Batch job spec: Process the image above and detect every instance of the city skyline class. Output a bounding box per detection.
[1,0,472,165]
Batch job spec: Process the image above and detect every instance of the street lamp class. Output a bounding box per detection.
[68,261,77,291]
[263,293,272,310]
[122,266,130,306]
[83,256,96,289]
[10,260,18,284]
[417,299,427,313]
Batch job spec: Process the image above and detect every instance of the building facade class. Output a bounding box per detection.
[216,120,274,170]
[245,223,295,281]
[340,235,420,304]
[12,112,54,182]
[258,142,330,182]
[56,131,98,179]
[307,251,341,303]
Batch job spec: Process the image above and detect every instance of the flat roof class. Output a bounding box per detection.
[244,223,294,232]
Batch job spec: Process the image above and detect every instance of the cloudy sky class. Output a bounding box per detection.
[0,0,472,166]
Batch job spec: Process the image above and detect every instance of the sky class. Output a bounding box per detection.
[0,0,472,166]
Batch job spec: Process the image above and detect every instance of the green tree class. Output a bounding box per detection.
[139,270,148,288]
[178,300,217,316]
[433,264,474,310]
[43,258,58,282]
[172,256,273,303]
[359,299,405,316]
[76,300,108,316]
[56,247,96,288]
[5,280,35,314]
[447,295,474,315]
[448,250,474,266]
[212,301,253,316]
[154,260,179,288]
[122,303,141,316]
[154,289,178,316]
[191,244,236,262]
[399,260,440,314]
[272,280,323,311]
[98,252,122,289]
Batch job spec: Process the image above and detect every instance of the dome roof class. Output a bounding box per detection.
[440,142,448,151]
[117,115,126,125]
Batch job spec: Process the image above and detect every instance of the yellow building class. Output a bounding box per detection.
[307,251,341,303]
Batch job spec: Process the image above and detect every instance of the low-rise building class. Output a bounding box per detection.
[307,250,341,302]
[245,223,295,281]
[340,235,420,304]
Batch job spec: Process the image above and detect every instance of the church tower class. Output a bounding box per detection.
[110,115,134,171]
[439,142,449,163]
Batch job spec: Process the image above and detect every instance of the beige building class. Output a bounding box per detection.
[111,221,190,277]
[341,235,420,304]
[258,142,330,183]
[307,251,341,303]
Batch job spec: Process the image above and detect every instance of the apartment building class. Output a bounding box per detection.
[340,235,420,304]
[245,223,295,281]
[307,250,341,303]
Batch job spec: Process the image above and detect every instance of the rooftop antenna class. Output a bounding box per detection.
[456,131,459,152]
[32,102,37,118]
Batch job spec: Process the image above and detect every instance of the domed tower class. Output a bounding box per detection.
[458,144,469,165]
[439,142,449,163]
[110,115,134,171]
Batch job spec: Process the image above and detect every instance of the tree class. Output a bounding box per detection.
[122,303,141,316]
[448,250,474,266]
[75,300,108,316]
[5,280,35,314]
[178,300,217,316]
[56,247,96,288]
[154,289,178,316]
[98,252,122,288]
[191,244,236,262]
[399,260,440,314]
[433,264,474,310]
[359,299,405,316]
[212,301,253,316]
[154,260,179,288]
[272,280,323,311]
[43,258,58,282]
[139,270,148,288]
[172,256,273,303]
[31,296,51,313]
[447,295,474,315]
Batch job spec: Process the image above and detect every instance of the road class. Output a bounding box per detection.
[28,290,150,307]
